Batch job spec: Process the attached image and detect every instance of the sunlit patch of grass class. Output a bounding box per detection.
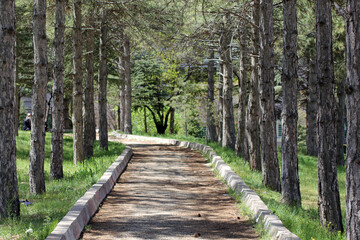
[0,131,125,240]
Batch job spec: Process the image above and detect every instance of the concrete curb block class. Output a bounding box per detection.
[46,147,133,240]
[111,133,300,240]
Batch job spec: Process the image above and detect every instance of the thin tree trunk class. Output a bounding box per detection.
[336,78,345,166]
[30,0,48,194]
[144,107,148,133]
[259,0,281,192]
[0,0,20,218]
[207,50,217,142]
[14,80,20,136]
[72,0,84,164]
[306,60,318,156]
[316,0,343,232]
[118,43,125,132]
[84,7,96,158]
[220,14,236,150]
[63,96,71,129]
[236,24,248,158]
[51,0,65,179]
[123,35,132,134]
[98,8,108,150]
[170,108,175,134]
[345,0,360,238]
[281,0,301,206]
[217,63,223,145]
[246,0,261,171]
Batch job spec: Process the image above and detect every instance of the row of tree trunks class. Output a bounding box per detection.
[207,50,217,142]
[0,0,20,218]
[345,0,360,238]
[84,6,96,159]
[72,0,84,164]
[50,0,65,180]
[246,0,261,172]
[316,0,343,232]
[235,24,248,160]
[29,0,48,194]
[98,8,109,150]
[281,0,301,206]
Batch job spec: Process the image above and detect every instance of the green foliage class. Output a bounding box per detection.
[0,131,125,240]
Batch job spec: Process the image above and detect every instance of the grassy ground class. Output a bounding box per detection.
[0,131,125,240]
[131,132,346,240]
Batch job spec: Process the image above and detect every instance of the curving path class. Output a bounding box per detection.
[81,138,258,240]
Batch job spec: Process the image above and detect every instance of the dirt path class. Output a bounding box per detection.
[81,139,258,240]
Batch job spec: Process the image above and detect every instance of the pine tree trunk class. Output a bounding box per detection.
[217,63,223,145]
[30,0,48,194]
[246,0,261,171]
[170,108,175,134]
[123,35,132,134]
[50,0,65,179]
[281,0,301,206]
[316,0,343,232]
[14,79,20,136]
[63,96,71,129]
[207,50,217,142]
[345,0,360,238]
[336,78,345,166]
[144,107,148,133]
[259,0,281,192]
[236,24,248,158]
[84,7,96,158]
[0,0,20,218]
[220,14,236,150]
[72,0,84,164]
[118,44,125,132]
[306,60,318,156]
[98,8,108,150]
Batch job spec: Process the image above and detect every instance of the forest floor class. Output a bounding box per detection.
[81,137,258,240]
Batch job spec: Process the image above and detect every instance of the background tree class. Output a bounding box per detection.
[207,50,217,142]
[29,0,48,194]
[0,0,20,218]
[281,0,301,206]
[50,0,66,180]
[316,0,343,232]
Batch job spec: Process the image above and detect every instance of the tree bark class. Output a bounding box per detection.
[63,96,71,129]
[336,78,345,166]
[14,80,20,136]
[259,0,281,192]
[144,107,148,133]
[316,0,343,232]
[345,0,360,238]
[170,108,175,134]
[123,35,132,134]
[281,0,301,206]
[0,0,20,218]
[236,24,248,159]
[118,42,125,132]
[217,63,223,145]
[72,0,84,164]
[98,8,108,150]
[207,50,217,142]
[220,14,236,150]
[50,0,65,180]
[30,0,48,194]
[246,0,261,171]
[306,60,318,156]
[84,7,96,158]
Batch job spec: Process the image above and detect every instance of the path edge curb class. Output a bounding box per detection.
[111,132,300,240]
[46,146,133,240]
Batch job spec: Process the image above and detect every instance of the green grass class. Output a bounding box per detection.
[130,131,346,240]
[0,131,125,240]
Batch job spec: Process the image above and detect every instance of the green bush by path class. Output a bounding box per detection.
[135,132,346,240]
[0,131,125,240]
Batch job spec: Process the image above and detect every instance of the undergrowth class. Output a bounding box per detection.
[0,131,125,240]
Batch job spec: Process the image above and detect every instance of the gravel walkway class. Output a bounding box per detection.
[81,139,258,240]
